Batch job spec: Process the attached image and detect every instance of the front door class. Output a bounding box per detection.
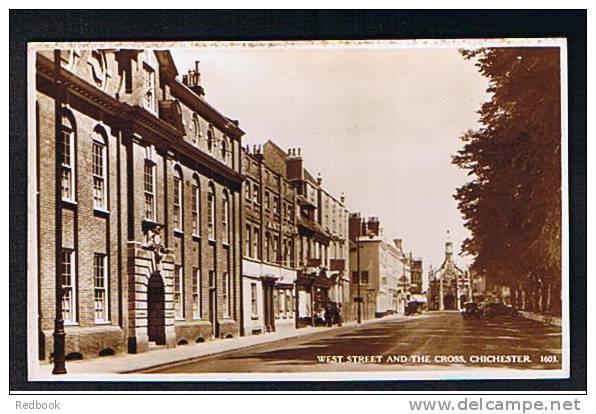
[147,272,165,345]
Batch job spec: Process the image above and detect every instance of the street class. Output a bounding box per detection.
[149,311,562,373]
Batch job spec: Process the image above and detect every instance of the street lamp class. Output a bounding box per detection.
[52,49,67,375]
[356,236,362,324]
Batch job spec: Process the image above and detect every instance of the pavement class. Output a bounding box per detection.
[520,310,562,326]
[30,313,404,380]
[31,310,562,379]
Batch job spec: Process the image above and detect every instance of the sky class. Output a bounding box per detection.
[171,43,490,277]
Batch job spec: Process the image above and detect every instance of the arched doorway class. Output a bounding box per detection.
[148,272,166,345]
[443,293,456,310]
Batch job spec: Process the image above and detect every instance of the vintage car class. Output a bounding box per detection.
[405,301,425,316]
[461,302,483,319]
[482,302,519,318]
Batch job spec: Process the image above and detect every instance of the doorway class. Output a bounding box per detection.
[443,293,456,310]
[147,272,165,345]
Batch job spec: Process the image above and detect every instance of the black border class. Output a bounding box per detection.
[9,9,586,393]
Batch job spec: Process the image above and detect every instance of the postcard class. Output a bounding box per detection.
[26,38,568,382]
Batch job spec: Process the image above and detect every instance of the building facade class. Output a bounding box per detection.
[262,143,351,326]
[35,49,244,361]
[241,145,298,335]
[348,214,414,319]
[427,241,472,310]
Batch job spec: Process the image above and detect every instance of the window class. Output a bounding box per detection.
[60,49,80,70]
[93,253,108,323]
[362,271,369,284]
[60,114,75,202]
[192,267,200,319]
[265,232,271,262]
[192,114,200,145]
[207,184,215,240]
[253,228,260,260]
[272,235,279,264]
[143,160,156,221]
[60,249,76,324]
[223,272,231,318]
[89,50,107,88]
[250,283,258,318]
[245,224,252,257]
[143,63,156,113]
[221,135,228,161]
[191,176,200,235]
[274,289,279,318]
[174,265,184,319]
[92,129,107,210]
[285,290,292,315]
[264,191,270,210]
[207,126,214,153]
[273,195,280,216]
[173,167,183,231]
[252,183,260,205]
[245,180,252,201]
[222,191,230,244]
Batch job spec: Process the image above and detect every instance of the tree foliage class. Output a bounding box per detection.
[453,48,561,302]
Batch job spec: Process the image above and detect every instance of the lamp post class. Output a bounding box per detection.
[356,236,362,324]
[52,49,67,375]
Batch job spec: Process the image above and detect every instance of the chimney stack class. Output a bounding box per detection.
[340,192,345,204]
[285,148,303,181]
[366,217,380,236]
[182,60,205,97]
[394,239,403,251]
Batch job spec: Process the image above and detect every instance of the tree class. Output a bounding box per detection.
[453,47,562,314]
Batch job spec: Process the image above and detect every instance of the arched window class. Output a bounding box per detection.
[192,114,200,145]
[60,112,76,202]
[173,166,183,232]
[191,175,200,235]
[222,191,230,244]
[207,183,215,240]
[207,125,214,153]
[221,135,228,162]
[92,125,108,210]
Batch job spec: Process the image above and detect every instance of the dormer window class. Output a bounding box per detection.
[60,49,81,71]
[192,114,201,146]
[143,63,156,113]
[221,135,228,162]
[88,50,107,89]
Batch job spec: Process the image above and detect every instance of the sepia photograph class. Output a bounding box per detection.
[25,37,569,382]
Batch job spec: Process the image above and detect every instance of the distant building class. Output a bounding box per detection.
[262,142,351,326]
[348,214,414,319]
[409,257,424,294]
[427,241,471,310]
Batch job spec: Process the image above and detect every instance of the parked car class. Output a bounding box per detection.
[482,302,519,318]
[405,301,424,316]
[461,302,482,319]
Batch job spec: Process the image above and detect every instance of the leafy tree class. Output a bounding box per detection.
[453,47,561,314]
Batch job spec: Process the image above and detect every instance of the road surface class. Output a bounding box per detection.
[149,311,562,373]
